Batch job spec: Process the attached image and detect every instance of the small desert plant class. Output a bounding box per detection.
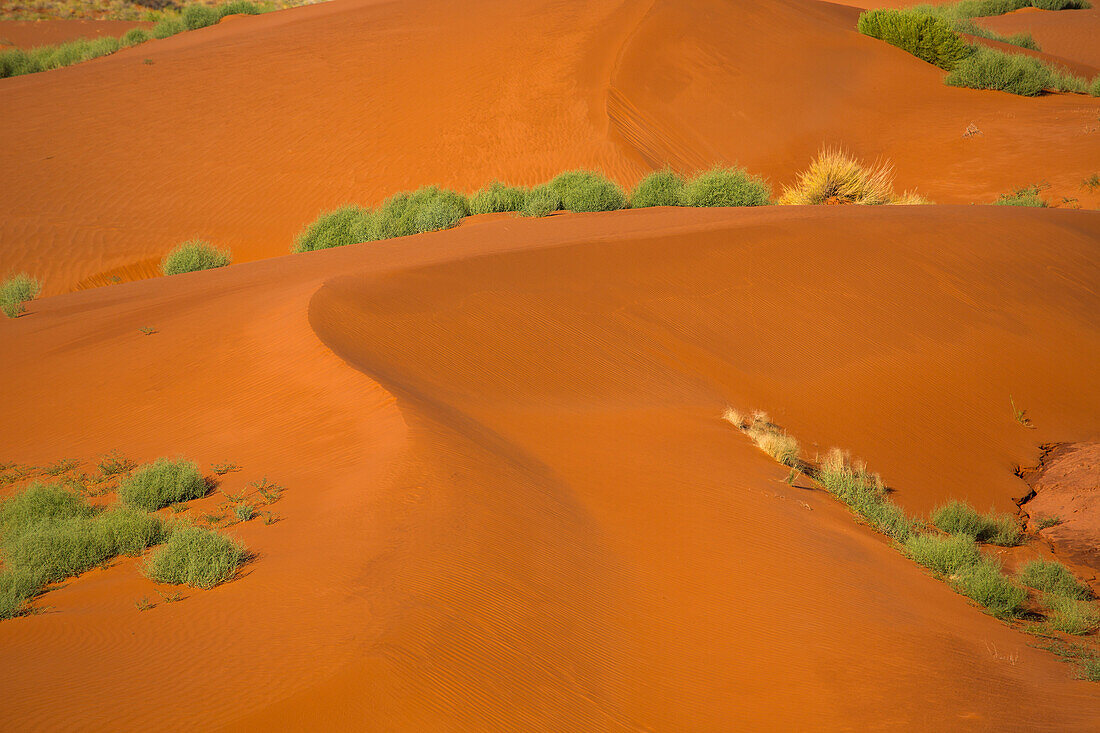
[1083,173,1100,192]
[138,326,157,335]
[1036,516,1061,530]
[161,240,231,275]
[210,462,239,476]
[946,47,1062,96]
[1010,396,1036,426]
[121,28,151,47]
[903,532,982,576]
[547,170,626,213]
[41,458,80,476]
[857,8,973,70]
[679,167,771,207]
[951,558,1027,618]
[151,17,186,39]
[118,458,206,511]
[630,169,685,208]
[1045,595,1100,635]
[292,205,375,253]
[250,477,284,504]
[234,504,255,522]
[468,182,527,215]
[1,274,42,318]
[200,513,225,525]
[521,184,562,217]
[135,597,154,611]
[779,149,926,205]
[995,185,1048,207]
[157,590,184,603]
[735,411,801,466]
[1018,559,1091,600]
[144,525,245,588]
[181,4,220,30]
[98,451,136,477]
[262,512,281,525]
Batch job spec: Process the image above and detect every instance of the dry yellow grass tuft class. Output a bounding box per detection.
[779,148,930,206]
[723,408,800,467]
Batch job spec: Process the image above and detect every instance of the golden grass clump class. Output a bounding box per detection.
[723,408,800,466]
[779,148,930,206]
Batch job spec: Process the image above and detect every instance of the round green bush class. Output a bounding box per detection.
[679,167,772,207]
[94,508,169,556]
[469,182,527,215]
[151,18,185,39]
[145,525,245,588]
[217,1,263,17]
[161,240,232,275]
[292,205,376,253]
[121,28,151,47]
[1,273,43,318]
[630,169,684,208]
[118,458,206,511]
[373,186,469,238]
[944,47,1049,96]
[857,9,973,71]
[182,5,221,30]
[0,482,91,536]
[521,184,562,217]
[547,170,626,212]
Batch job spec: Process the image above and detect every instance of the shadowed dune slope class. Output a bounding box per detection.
[2,0,1098,294]
[2,207,1099,730]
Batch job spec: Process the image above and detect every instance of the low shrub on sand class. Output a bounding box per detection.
[522,184,563,217]
[993,184,1048,207]
[118,458,207,511]
[292,205,376,253]
[1045,595,1100,634]
[161,240,232,275]
[1,274,42,318]
[0,482,92,536]
[779,149,928,205]
[679,167,771,207]
[121,28,151,47]
[903,532,981,576]
[373,186,469,238]
[95,507,171,556]
[735,412,801,467]
[857,9,973,70]
[182,4,220,29]
[548,170,627,213]
[945,47,1084,96]
[0,568,40,620]
[151,17,186,38]
[468,182,527,215]
[630,169,685,208]
[1018,559,1092,600]
[930,500,1021,546]
[951,558,1027,618]
[0,36,122,78]
[145,525,245,588]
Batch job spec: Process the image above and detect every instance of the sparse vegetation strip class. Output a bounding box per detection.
[722,407,1099,677]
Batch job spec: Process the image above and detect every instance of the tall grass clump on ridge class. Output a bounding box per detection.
[815,448,915,540]
[118,458,207,511]
[1044,595,1100,635]
[145,525,245,588]
[946,46,1073,96]
[292,205,376,253]
[779,149,929,205]
[993,184,1049,206]
[468,182,527,215]
[521,184,563,217]
[951,558,1028,618]
[858,9,973,70]
[372,186,470,238]
[1018,559,1092,600]
[931,500,1021,546]
[547,171,627,212]
[629,169,685,208]
[903,532,982,576]
[161,240,232,275]
[679,167,772,207]
[728,411,802,467]
[1,273,42,318]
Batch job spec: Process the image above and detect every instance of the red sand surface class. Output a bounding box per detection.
[980,8,1100,69]
[0,19,150,48]
[1,206,1099,729]
[0,0,1098,295]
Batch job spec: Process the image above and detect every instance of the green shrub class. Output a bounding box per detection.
[857,9,973,70]
[0,568,40,620]
[218,1,263,17]
[373,186,469,238]
[121,28,151,47]
[994,184,1048,207]
[679,167,771,207]
[952,558,1027,618]
[981,513,1022,546]
[952,19,1038,50]
[1045,595,1100,634]
[234,504,255,522]
[862,499,917,542]
[0,483,91,538]
[1091,76,1100,97]
[145,525,244,588]
[468,182,527,215]
[1,37,124,78]
[1018,559,1091,600]
[5,517,114,585]
[547,170,626,213]
[521,184,562,217]
[94,507,170,556]
[931,500,986,536]
[946,47,1053,96]
[151,18,186,39]
[0,273,41,317]
[630,169,684,208]
[161,240,232,275]
[181,4,220,30]
[292,205,375,253]
[904,533,982,576]
[118,458,206,511]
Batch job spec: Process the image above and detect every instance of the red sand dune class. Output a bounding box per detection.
[0,20,150,48]
[1,206,1099,729]
[0,0,1098,295]
[980,8,1100,69]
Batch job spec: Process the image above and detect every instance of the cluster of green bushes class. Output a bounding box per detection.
[293,167,772,253]
[858,5,1099,96]
[723,407,1100,677]
[1,273,41,318]
[993,183,1049,206]
[0,458,245,620]
[0,2,265,79]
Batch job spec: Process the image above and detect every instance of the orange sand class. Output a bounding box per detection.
[0,20,150,48]
[1,206,1099,729]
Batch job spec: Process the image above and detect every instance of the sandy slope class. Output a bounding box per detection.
[1,0,1098,294]
[0,20,149,48]
[1,206,1098,730]
[980,8,1100,69]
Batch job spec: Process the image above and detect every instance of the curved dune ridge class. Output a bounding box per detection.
[1,0,1099,294]
[1,206,1099,729]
